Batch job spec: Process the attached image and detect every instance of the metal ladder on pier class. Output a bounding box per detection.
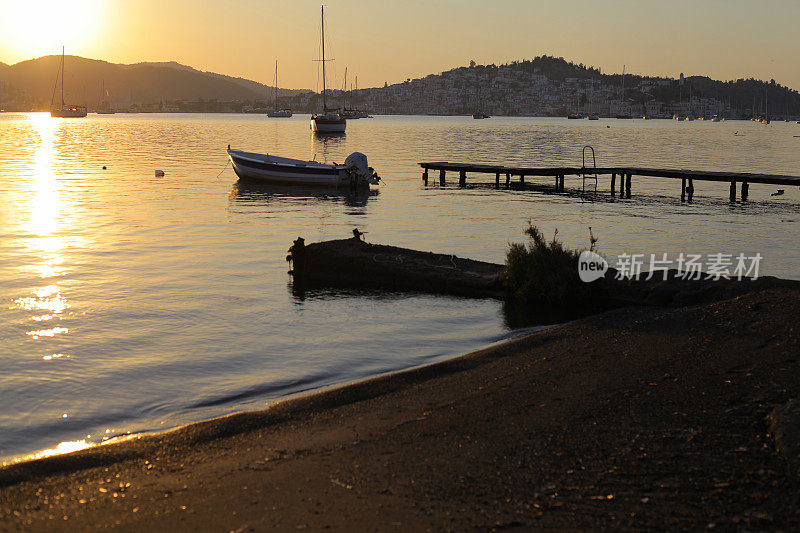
[582,145,598,195]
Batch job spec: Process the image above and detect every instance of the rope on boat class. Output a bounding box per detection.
[214,159,231,180]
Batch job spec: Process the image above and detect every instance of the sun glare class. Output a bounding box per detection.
[0,0,104,59]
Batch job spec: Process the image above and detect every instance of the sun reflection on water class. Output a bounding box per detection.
[15,114,72,340]
[29,113,61,237]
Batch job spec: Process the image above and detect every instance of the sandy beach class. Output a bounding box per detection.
[2,284,800,531]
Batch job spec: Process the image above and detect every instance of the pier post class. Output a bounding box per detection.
[687,179,694,201]
[459,170,466,187]
[495,172,500,189]
[423,168,428,186]
[619,172,625,197]
[729,181,736,202]
[741,181,749,201]
[520,174,525,190]
[505,173,510,188]
[439,169,446,186]
[625,174,632,199]
[681,177,686,202]
[611,173,616,197]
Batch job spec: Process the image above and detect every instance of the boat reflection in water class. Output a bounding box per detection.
[229,180,379,209]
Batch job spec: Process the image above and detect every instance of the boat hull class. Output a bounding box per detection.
[268,110,292,118]
[51,107,87,118]
[228,149,352,186]
[311,115,346,133]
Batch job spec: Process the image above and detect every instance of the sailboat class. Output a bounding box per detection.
[615,65,632,119]
[267,60,292,118]
[683,83,695,121]
[341,74,371,119]
[471,82,490,119]
[310,6,346,134]
[50,47,87,118]
[97,80,115,114]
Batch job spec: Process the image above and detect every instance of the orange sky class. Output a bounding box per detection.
[1,0,799,91]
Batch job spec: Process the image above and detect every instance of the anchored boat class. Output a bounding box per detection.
[50,47,87,118]
[227,147,379,188]
[310,6,346,134]
[267,60,292,118]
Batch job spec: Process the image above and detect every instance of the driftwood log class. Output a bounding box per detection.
[287,237,504,298]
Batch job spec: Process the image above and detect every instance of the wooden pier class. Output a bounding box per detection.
[419,162,800,202]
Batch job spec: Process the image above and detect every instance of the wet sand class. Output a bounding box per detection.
[2,286,800,530]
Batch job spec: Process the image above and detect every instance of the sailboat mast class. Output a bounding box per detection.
[61,46,65,107]
[321,6,327,112]
[275,60,278,112]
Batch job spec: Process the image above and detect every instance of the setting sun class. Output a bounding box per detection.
[0,0,104,59]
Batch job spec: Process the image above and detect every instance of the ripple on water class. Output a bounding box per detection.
[0,113,798,460]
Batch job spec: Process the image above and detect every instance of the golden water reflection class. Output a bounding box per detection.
[29,113,60,236]
[17,113,72,347]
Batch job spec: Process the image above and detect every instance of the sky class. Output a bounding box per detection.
[1,0,799,91]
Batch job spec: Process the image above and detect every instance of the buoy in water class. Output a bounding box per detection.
[155,170,165,177]
[102,166,107,170]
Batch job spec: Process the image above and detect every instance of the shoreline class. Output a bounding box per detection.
[2,282,799,529]
[0,323,554,473]
[0,321,558,487]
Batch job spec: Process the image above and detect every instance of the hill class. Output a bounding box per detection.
[0,55,307,110]
[344,56,800,118]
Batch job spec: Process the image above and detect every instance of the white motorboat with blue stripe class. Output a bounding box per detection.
[227,147,380,187]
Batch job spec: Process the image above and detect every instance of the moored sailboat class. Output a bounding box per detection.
[310,6,346,134]
[267,60,292,118]
[50,47,87,118]
[96,80,115,114]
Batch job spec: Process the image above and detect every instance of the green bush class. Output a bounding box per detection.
[501,224,604,313]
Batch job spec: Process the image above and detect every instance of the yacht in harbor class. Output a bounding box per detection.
[267,60,292,118]
[96,80,115,114]
[50,47,87,118]
[310,6,346,134]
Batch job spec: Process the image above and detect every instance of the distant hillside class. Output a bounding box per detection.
[447,57,798,113]
[343,56,800,117]
[0,55,307,107]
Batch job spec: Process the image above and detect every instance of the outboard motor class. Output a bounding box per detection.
[345,152,380,185]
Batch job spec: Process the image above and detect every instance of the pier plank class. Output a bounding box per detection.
[419,162,800,194]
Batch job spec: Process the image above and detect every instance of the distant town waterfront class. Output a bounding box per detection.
[2,55,799,119]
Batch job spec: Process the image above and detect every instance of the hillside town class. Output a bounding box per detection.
[310,58,798,120]
[2,56,798,120]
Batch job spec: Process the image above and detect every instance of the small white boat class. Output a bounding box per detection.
[227,147,379,188]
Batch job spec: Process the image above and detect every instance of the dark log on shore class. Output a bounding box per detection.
[287,237,505,298]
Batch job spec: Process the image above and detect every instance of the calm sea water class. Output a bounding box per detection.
[1,113,799,461]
